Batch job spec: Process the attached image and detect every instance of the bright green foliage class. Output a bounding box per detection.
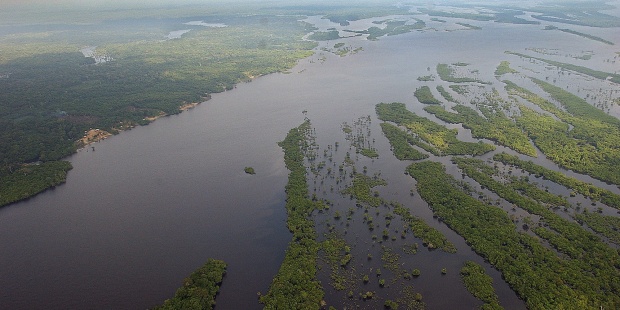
[321,234,352,290]
[494,61,517,75]
[379,123,429,160]
[494,152,620,210]
[341,173,387,207]
[424,103,536,156]
[155,259,227,310]
[261,121,323,309]
[0,161,72,207]
[407,161,620,309]
[359,148,379,159]
[376,102,495,156]
[460,261,502,310]
[414,86,441,105]
[506,80,620,185]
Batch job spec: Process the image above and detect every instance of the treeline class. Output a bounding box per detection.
[508,52,620,84]
[0,14,317,206]
[376,102,495,156]
[260,121,324,309]
[459,261,502,310]
[505,79,620,185]
[379,123,428,160]
[413,86,441,104]
[493,153,620,210]
[424,103,537,157]
[407,161,620,309]
[154,259,227,310]
[0,161,72,207]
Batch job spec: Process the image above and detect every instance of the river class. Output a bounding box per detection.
[1,12,619,310]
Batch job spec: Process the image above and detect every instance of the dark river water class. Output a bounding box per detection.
[1,13,619,309]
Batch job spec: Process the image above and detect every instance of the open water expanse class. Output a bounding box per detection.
[0,12,619,309]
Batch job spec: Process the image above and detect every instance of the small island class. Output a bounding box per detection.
[244,167,256,175]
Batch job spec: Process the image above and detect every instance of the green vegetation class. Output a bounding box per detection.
[423,101,537,156]
[508,52,620,83]
[436,86,456,103]
[359,148,379,158]
[308,30,341,41]
[0,12,317,207]
[505,79,620,185]
[407,161,620,309]
[436,63,487,84]
[494,61,517,76]
[460,261,502,310]
[261,121,323,309]
[155,259,227,310]
[376,102,495,156]
[449,85,468,95]
[493,153,620,210]
[391,202,456,253]
[348,20,424,40]
[341,173,387,208]
[379,123,429,160]
[417,75,434,82]
[575,211,620,245]
[555,28,614,45]
[413,86,441,105]
[0,161,72,207]
[244,167,256,175]
[456,23,481,30]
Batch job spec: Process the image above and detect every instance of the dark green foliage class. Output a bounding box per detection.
[435,86,456,103]
[376,102,495,156]
[413,86,441,105]
[261,121,323,309]
[0,14,317,207]
[556,28,614,45]
[493,153,620,210]
[417,8,494,21]
[391,202,456,253]
[341,173,387,208]
[155,259,227,310]
[0,161,72,207]
[575,211,620,245]
[460,261,502,310]
[436,63,487,84]
[379,123,428,160]
[244,167,256,175]
[407,161,620,309]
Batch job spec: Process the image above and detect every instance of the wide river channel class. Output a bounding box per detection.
[1,13,619,309]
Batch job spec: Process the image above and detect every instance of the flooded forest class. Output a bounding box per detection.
[1,0,620,309]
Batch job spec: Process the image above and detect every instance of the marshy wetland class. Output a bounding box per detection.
[1,1,620,309]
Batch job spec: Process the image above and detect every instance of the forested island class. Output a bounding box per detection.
[1,0,620,309]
